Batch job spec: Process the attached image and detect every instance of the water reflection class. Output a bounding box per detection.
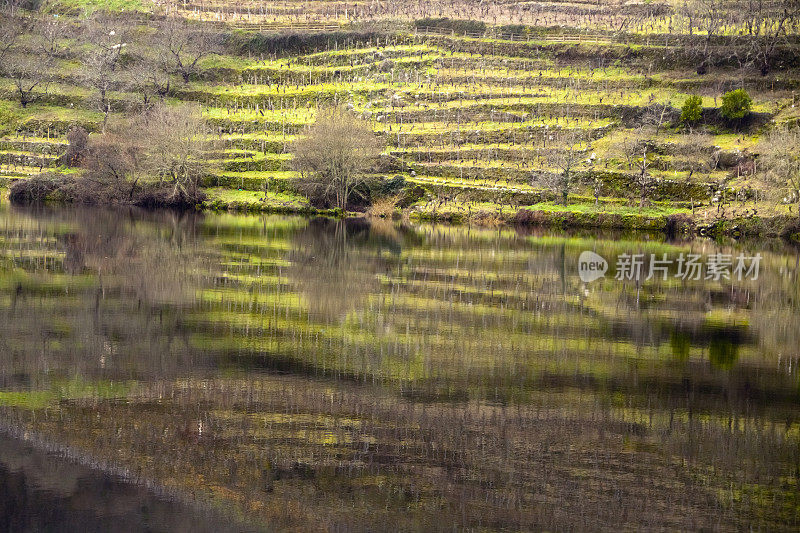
[0,204,799,530]
[287,218,393,323]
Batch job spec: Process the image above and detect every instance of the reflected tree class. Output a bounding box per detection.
[287,218,393,323]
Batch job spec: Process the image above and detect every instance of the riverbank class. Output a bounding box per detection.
[3,184,799,240]
[200,186,800,240]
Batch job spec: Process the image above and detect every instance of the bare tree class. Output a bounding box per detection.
[4,51,52,107]
[535,128,589,205]
[746,0,799,75]
[84,125,141,197]
[604,103,673,210]
[81,15,129,131]
[123,51,173,107]
[686,0,724,72]
[0,9,26,62]
[678,0,697,36]
[155,17,221,84]
[760,125,800,220]
[0,10,66,108]
[82,103,209,204]
[293,107,383,210]
[612,127,657,210]
[642,101,675,135]
[34,15,69,59]
[133,103,210,200]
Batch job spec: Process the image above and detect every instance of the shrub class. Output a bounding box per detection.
[513,208,550,226]
[62,126,89,167]
[132,182,208,208]
[665,213,694,237]
[720,89,752,121]
[366,195,400,218]
[497,24,528,35]
[396,184,426,208]
[781,219,800,241]
[7,171,207,208]
[8,173,67,204]
[377,174,406,196]
[680,95,703,125]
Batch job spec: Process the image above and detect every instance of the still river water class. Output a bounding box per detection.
[0,204,798,531]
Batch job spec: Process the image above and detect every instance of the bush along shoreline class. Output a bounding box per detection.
[7,172,206,209]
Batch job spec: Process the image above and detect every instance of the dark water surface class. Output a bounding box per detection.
[0,204,799,530]
[0,431,236,532]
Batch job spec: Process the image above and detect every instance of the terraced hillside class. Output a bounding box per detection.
[165,0,796,39]
[1,1,799,232]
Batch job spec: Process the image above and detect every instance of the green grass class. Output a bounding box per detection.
[205,187,310,208]
[521,201,689,217]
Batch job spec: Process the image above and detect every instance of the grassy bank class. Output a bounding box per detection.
[3,182,798,240]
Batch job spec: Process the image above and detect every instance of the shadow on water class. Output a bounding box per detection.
[0,431,242,533]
